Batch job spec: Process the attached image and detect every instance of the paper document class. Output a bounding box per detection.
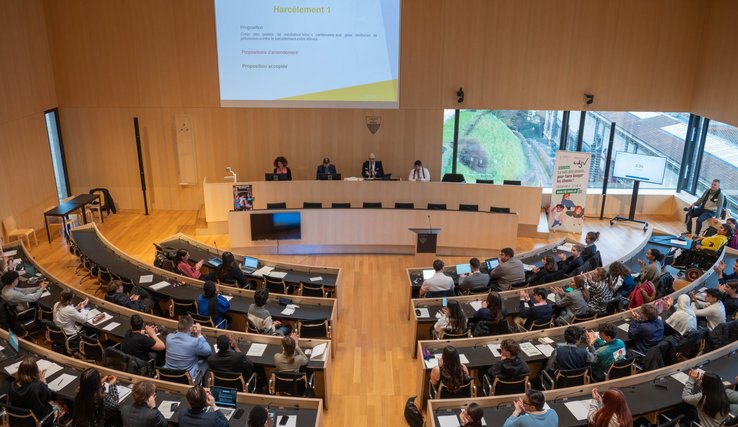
[435,311,443,319]
[535,344,555,357]
[487,343,501,357]
[159,401,179,419]
[424,358,438,369]
[150,281,171,291]
[519,342,543,357]
[670,239,688,246]
[36,360,64,378]
[103,322,121,332]
[114,384,132,403]
[139,274,153,284]
[246,343,267,357]
[617,323,630,332]
[5,361,21,375]
[268,271,288,279]
[281,307,295,315]
[222,295,233,301]
[565,399,594,421]
[48,373,76,392]
[416,307,430,318]
[538,336,554,344]
[310,343,328,361]
[523,264,535,272]
[671,371,691,385]
[4,250,17,257]
[547,293,556,303]
[557,243,574,252]
[437,415,461,427]
[41,291,51,298]
[309,276,323,282]
[252,266,274,277]
[469,301,482,311]
[458,354,469,364]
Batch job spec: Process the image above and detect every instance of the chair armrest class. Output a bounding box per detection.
[246,373,258,393]
[541,370,554,390]
[0,393,7,404]
[482,374,492,397]
[215,318,227,329]
[307,373,315,390]
[111,342,121,350]
[428,379,436,399]
[39,408,55,424]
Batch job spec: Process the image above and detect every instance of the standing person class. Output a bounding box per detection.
[458,257,490,292]
[434,300,468,338]
[164,315,212,384]
[9,357,62,427]
[489,248,525,291]
[502,390,558,426]
[273,333,309,372]
[588,388,633,427]
[361,153,384,179]
[175,250,203,279]
[177,386,228,427]
[315,157,337,179]
[408,160,430,182]
[273,156,292,180]
[686,179,724,236]
[248,288,290,336]
[1,270,48,310]
[197,281,231,329]
[419,259,454,297]
[682,370,738,427]
[72,368,120,427]
[120,380,167,427]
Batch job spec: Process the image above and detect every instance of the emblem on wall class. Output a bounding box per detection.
[366,116,381,134]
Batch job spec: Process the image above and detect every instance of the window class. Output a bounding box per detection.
[44,109,70,201]
[696,119,738,214]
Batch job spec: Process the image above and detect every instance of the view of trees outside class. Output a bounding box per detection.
[697,119,738,213]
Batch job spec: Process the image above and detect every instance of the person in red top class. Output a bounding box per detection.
[176,250,203,279]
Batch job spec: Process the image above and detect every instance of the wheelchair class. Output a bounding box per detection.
[668,244,722,282]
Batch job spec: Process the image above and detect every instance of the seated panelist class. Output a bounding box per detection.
[316,157,337,179]
[273,156,292,181]
[362,153,384,178]
[408,160,430,182]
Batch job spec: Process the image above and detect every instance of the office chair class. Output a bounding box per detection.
[2,216,37,247]
[605,357,636,381]
[435,329,472,340]
[331,202,351,208]
[656,413,684,427]
[395,202,414,209]
[298,282,329,298]
[269,371,315,397]
[296,320,332,339]
[188,311,227,329]
[209,370,258,393]
[441,173,465,183]
[170,298,197,318]
[0,395,55,427]
[156,367,193,385]
[264,276,289,294]
[429,378,476,399]
[541,367,589,390]
[362,202,382,209]
[527,319,553,331]
[303,202,322,209]
[458,204,478,211]
[483,375,529,396]
[476,179,494,184]
[503,180,522,185]
[490,206,511,214]
[42,319,75,356]
[427,203,447,210]
[266,202,287,209]
[79,334,108,364]
[570,312,598,324]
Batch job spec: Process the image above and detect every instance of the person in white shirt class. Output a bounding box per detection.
[420,259,454,297]
[1,270,49,311]
[691,288,726,330]
[408,160,430,182]
[52,288,89,353]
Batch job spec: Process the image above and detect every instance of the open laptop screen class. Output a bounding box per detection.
[242,256,259,269]
[455,263,471,275]
[422,269,435,280]
[485,258,499,271]
[210,386,237,408]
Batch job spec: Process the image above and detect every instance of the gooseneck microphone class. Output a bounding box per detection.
[428,215,432,233]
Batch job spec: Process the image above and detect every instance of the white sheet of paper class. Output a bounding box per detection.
[416,307,430,318]
[41,291,51,298]
[487,343,501,357]
[538,336,554,344]
[547,293,556,303]
[150,281,171,291]
[564,399,593,421]
[523,264,535,272]
[424,358,438,369]
[520,342,543,357]
[158,401,179,419]
[437,414,461,427]
[252,266,274,277]
[139,274,154,284]
[36,360,64,378]
[281,307,295,315]
[617,323,630,332]
[108,384,132,403]
[557,243,574,252]
[103,322,121,331]
[310,276,323,282]
[268,271,288,279]
[459,354,470,364]
[435,311,443,319]
[670,239,688,246]
[222,295,233,301]
[535,344,555,357]
[5,361,21,375]
[671,371,691,385]
[310,343,328,361]
[469,301,482,311]
[47,373,76,392]
[246,343,268,357]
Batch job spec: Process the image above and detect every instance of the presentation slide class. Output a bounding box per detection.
[214,0,401,109]
[612,152,667,184]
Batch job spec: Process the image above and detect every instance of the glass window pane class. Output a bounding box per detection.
[697,119,738,214]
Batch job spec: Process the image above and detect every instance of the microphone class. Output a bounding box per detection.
[496,401,514,409]
[214,241,219,256]
[428,215,432,234]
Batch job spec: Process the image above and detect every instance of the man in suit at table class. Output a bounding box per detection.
[458,257,490,292]
[362,153,384,179]
[315,157,337,179]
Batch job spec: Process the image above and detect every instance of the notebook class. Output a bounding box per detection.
[241,256,259,273]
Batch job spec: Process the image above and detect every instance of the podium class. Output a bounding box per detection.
[409,227,441,266]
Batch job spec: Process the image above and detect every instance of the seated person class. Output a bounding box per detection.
[545,326,595,373]
[488,339,530,380]
[430,346,470,394]
[164,315,212,384]
[514,288,553,332]
[718,279,738,320]
[627,304,664,356]
[274,333,309,372]
[489,248,525,291]
[197,281,230,329]
[581,231,600,261]
[247,288,290,335]
[661,294,697,336]
[609,261,635,299]
[208,252,249,288]
[105,280,154,313]
[1,270,48,310]
[248,406,274,427]
[583,268,613,314]
[419,259,454,297]
[727,218,738,249]
[469,291,510,336]
[408,160,430,182]
[122,314,165,362]
[682,369,738,427]
[551,276,589,325]
[637,248,664,283]
[362,152,384,178]
[434,300,468,338]
[459,402,484,427]
[316,157,337,179]
[273,156,292,180]
[207,334,254,380]
[176,386,228,427]
[715,259,738,284]
[695,223,732,251]
[120,380,167,427]
[527,256,562,286]
[502,390,559,427]
[9,357,60,427]
[585,324,626,381]
[691,288,726,330]
[458,257,490,292]
[556,246,584,276]
[52,289,89,352]
[175,250,203,279]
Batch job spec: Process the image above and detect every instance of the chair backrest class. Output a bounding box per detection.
[503,180,522,185]
[270,371,310,396]
[2,402,44,427]
[657,414,684,427]
[247,319,260,334]
[266,202,287,209]
[491,375,529,396]
[458,204,479,212]
[607,357,635,380]
[171,298,197,318]
[571,312,598,324]
[210,370,246,392]
[553,367,589,388]
[188,311,216,328]
[528,319,553,331]
[298,282,326,298]
[2,216,18,234]
[331,203,351,209]
[297,320,331,339]
[476,179,494,184]
[427,203,447,210]
[156,367,193,385]
[93,190,105,207]
[490,206,511,214]
[264,276,287,294]
[395,202,414,209]
[441,173,465,183]
[303,202,322,209]
[425,289,455,298]
[42,319,70,355]
[79,334,105,363]
[437,329,471,340]
[437,378,475,399]
[38,306,53,322]
[362,202,382,209]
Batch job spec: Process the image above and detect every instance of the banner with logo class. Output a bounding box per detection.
[549,151,591,233]
[232,185,254,211]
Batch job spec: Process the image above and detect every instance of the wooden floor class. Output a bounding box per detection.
[29,210,684,427]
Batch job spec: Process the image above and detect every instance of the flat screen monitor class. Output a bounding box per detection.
[318,173,342,181]
[250,212,301,241]
[612,151,667,184]
[455,263,471,275]
[242,256,259,269]
[210,386,237,408]
[421,269,435,280]
[8,329,19,353]
[265,173,290,181]
[485,258,499,271]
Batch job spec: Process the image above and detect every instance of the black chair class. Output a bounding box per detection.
[38,306,53,322]
[331,203,351,209]
[79,334,107,363]
[170,298,197,318]
[490,206,511,214]
[264,276,288,294]
[656,414,685,427]
[458,204,478,212]
[362,202,382,208]
[0,394,55,427]
[425,289,455,298]
[102,346,155,378]
[269,371,315,397]
[95,266,113,296]
[527,319,553,331]
[441,173,465,183]
[476,179,494,184]
[427,203,447,210]
[156,367,193,385]
[395,202,414,209]
[503,180,522,185]
[605,357,636,380]
[570,312,598,324]
[17,307,39,337]
[266,202,287,209]
[302,202,322,209]
[435,329,471,340]
[296,320,332,339]
[42,319,75,356]
[429,378,476,399]
[188,311,227,329]
[298,282,329,298]
[482,374,529,396]
[209,370,257,393]
[541,367,589,390]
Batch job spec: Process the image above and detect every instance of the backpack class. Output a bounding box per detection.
[404,396,424,427]
[0,298,24,336]
[654,272,674,298]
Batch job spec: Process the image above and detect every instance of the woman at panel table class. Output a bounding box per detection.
[429,346,470,394]
[175,249,203,279]
[527,256,562,286]
[408,160,430,182]
[197,281,231,329]
[273,156,292,181]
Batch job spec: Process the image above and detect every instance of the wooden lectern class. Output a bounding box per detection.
[409,227,441,266]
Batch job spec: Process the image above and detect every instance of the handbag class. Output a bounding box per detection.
[404,396,424,427]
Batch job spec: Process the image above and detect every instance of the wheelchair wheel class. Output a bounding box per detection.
[685,267,703,282]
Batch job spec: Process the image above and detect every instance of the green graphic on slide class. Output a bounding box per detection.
[281,79,398,102]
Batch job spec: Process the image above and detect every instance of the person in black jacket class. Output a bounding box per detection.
[207,334,255,382]
[209,252,250,289]
[545,326,596,373]
[515,288,554,332]
[273,156,292,181]
[176,386,228,427]
[9,357,61,427]
[488,339,530,380]
[105,280,154,313]
[120,380,167,427]
[582,231,600,261]
[557,245,585,276]
[527,256,563,285]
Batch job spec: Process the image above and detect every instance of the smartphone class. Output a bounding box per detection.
[280,415,290,425]
[269,411,277,425]
[415,309,421,316]
[442,296,447,307]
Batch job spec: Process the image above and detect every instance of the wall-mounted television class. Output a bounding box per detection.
[250,212,301,241]
[612,152,667,184]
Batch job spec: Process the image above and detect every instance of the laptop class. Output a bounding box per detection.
[241,256,259,274]
[455,263,471,275]
[485,258,499,271]
[421,269,435,280]
[209,386,237,420]
[207,257,222,268]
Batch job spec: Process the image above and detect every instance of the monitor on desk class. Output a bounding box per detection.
[318,173,342,180]
[422,269,435,280]
[265,173,289,181]
[455,263,471,275]
[485,258,499,271]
